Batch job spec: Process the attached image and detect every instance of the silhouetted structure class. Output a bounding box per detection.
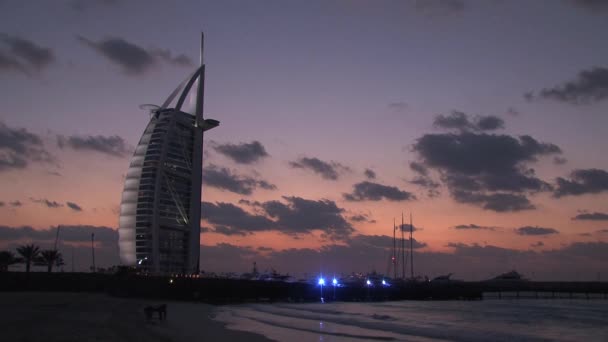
[118,33,219,274]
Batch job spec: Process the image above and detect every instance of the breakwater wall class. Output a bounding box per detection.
[1,272,607,303]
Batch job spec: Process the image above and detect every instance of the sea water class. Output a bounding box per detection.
[214,299,608,341]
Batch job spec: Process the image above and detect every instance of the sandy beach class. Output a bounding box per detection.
[0,292,272,342]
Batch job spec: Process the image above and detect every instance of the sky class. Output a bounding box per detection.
[1,0,608,280]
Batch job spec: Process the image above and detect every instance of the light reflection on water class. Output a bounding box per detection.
[214,299,608,341]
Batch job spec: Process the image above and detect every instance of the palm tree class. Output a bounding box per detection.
[16,244,40,273]
[39,250,63,273]
[0,251,21,272]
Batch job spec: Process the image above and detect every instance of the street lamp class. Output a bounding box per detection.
[332,278,338,300]
[318,277,325,303]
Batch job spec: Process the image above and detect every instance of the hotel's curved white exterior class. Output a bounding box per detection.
[118,34,218,274]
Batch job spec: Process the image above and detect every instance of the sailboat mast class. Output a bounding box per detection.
[401,212,405,279]
[393,218,396,280]
[410,212,414,279]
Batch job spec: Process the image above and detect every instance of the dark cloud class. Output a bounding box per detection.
[9,200,22,207]
[413,131,560,211]
[364,168,376,180]
[0,121,54,172]
[409,176,441,198]
[0,201,4,207]
[69,0,122,12]
[569,0,608,12]
[289,157,350,181]
[262,197,354,239]
[527,66,608,104]
[516,226,559,236]
[30,198,63,208]
[66,202,83,212]
[212,141,269,164]
[554,168,608,197]
[76,35,192,75]
[409,162,428,176]
[597,229,608,234]
[343,181,416,202]
[0,225,116,245]
[202,201,276,235]
[0,33,55,75]
[452,191,535,212]
[453,224,496,231]
[57,134,130,157]
[553,156,568,165]
[202,164,276,195]
[203,196,354,239]
[348,234,427,250]
[349,214,376,224]
[433,111,504,132]
[572,212,608,221]
[388,102,407,111]
[413,0,465,15]
[200,240,608,281]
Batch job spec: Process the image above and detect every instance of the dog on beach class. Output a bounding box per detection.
[144,304,167,321]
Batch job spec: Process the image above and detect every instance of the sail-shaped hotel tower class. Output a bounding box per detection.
[118,34,219,274]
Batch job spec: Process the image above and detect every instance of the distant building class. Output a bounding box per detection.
[118,34,218,274]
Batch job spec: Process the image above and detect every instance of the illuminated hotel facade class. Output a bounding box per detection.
[118,34,218,274]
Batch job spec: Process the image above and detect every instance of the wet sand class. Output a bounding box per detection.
[0,292,272,342]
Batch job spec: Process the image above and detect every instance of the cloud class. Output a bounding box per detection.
[0,201,4,207]
[597,229,608,234]
[531,241,544,248]
[57,134,130,157]
[30,198,63,208]
[516,226,559,236]
[348,234,427,249]
[527,66,608,104]
[66,201,83,212]
[413,131,560,211]
[572,212,608,221]
[289,157,350,181]
[343,181,416,202]
[212,141,269,164]
[409,162,428,176]
[413,0,466,16]
[0,121,55,172]
[69,0,122,12]
[568,0,608,12]
[433,111,505,132]
[553,156,568,165]
[203,196,354,239]
[452,191,535,212]
[261,197,354,239]
[349,213,376,224]
[364,168,376,180]
[76,35,192,75]
[0,33,55,75]
[453,224,496,231]
[9,200,22,207]
[554,168,608,197]
[202,164,276,195]
[388,102,407,112]
[0,225,116,245]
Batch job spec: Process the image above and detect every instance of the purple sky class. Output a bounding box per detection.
[1,0,608,280]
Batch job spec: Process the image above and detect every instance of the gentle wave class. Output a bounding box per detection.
[214,300,608,341]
